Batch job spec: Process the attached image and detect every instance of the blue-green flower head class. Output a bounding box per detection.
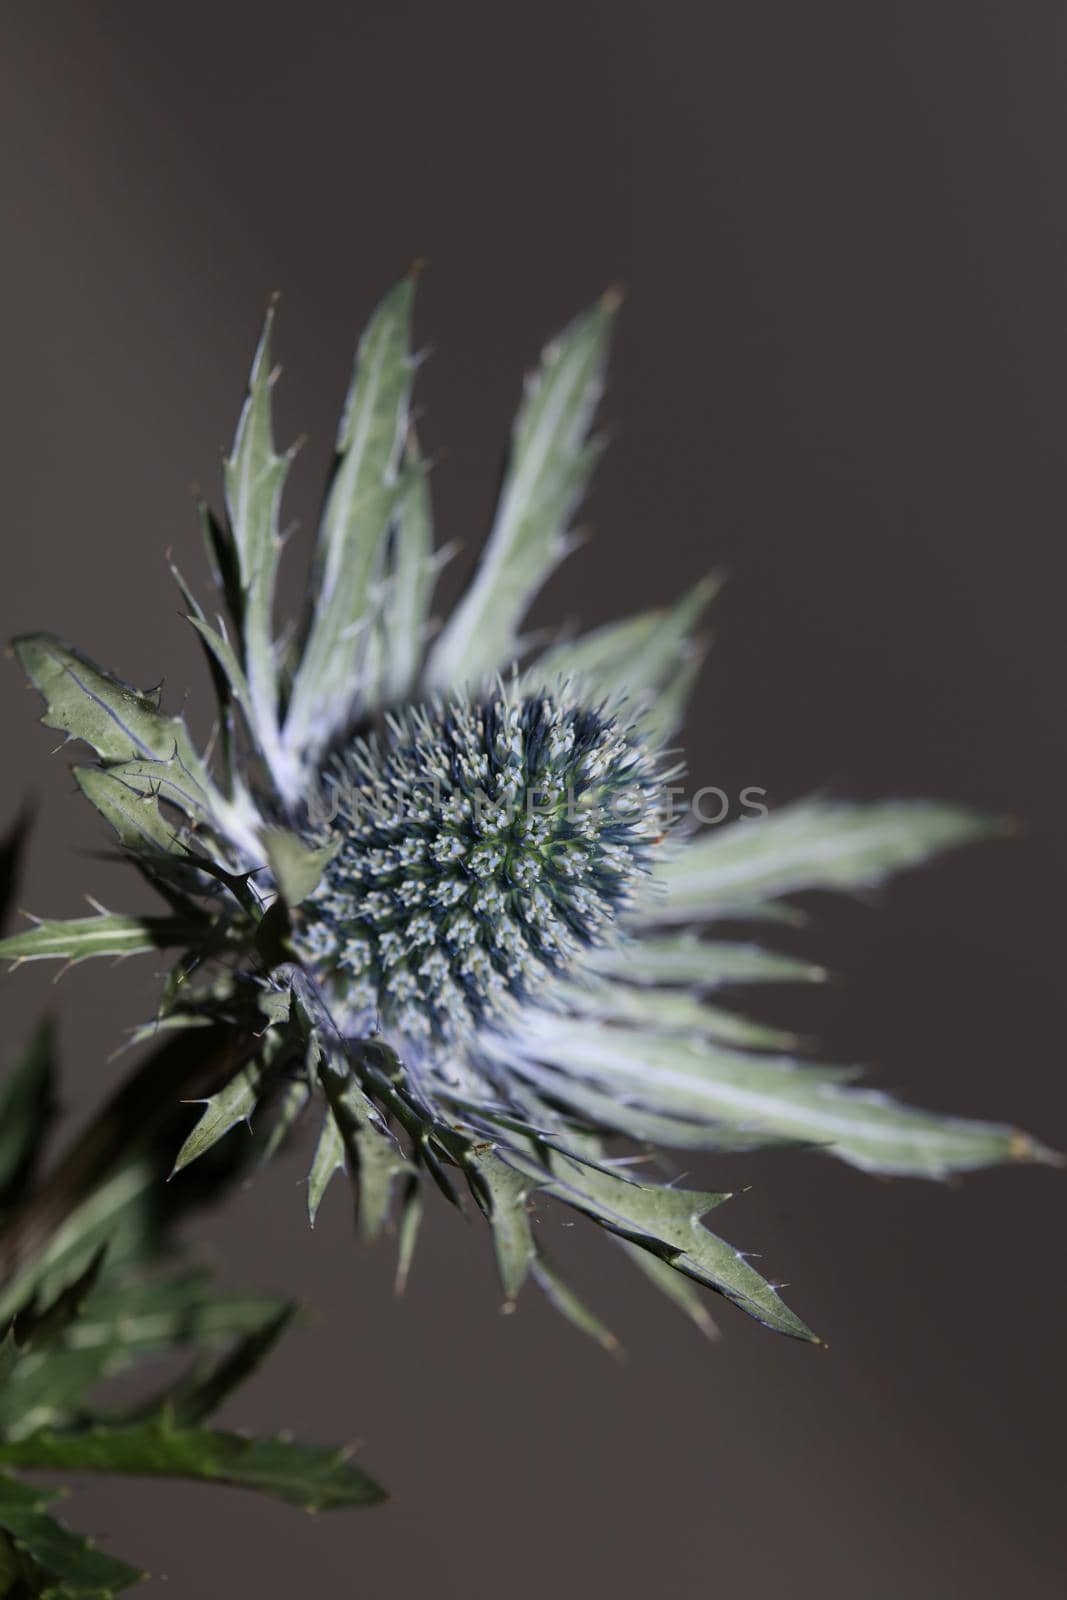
[296,691,667,1045]
[10,272,1045,1352]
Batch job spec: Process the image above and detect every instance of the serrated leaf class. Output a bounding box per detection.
[0,1472,142,1596]
[649,799,1002,924]
[0,912,198,967]
[261,828,338,909]
[0,1020,56,1209]
[223,307,293,791]
[284,275,417,761]
[14,635,209,807]
[426,294,617,691]
[513,1013,1055,1177]
[73,766,186,861]
[169,1055,271,1176]
[0,1425,385,1511]
[461,1143,535,1304]
[588,934,826,989]
[517,1146,815,1341]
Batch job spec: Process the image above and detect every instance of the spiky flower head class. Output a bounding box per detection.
[299,691,666,1045]
[5,274,1052,1349]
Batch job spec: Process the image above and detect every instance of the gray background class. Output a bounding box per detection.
[2,3,1064,1596]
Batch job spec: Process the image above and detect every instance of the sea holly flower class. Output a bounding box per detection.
[3,275,1053,1347]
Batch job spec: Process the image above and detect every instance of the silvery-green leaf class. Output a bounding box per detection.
[461,1143,535,1305]
[0,1424,385,1512]
[15,636,209,798]
[0,1020,55,1208]
[507,1056,798,1154]
[649,799,1001,924]
[587,933,826,989]
[73,766,187,862]
[307,1111,345,1227]
[0,1472,142,1596]
[284,276,417,762]
[528,571,719,728]
[260,828,338,908]
[393,1177,422,1294]
[169,1055,272,1176]
[553,977,798,1049]
[639,652,706,748]
[0,912,199,966]
[170,561,253,719]
[223,306,294,791]
[426,294,617,691]
[514,1013,1054,1177]
[513,1146,815,1341]
[13,635,257,860]
[376,442,437,703]
[317,1060,411,1240]
[530,1252,619,1352]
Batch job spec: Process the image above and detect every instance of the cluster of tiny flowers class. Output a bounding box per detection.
[295,693,666,1045]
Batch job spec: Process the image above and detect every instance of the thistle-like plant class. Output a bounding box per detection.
[4,274,1054,1358]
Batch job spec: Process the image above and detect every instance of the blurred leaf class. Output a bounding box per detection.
[128,1305,295,1428]
[650,799,1002,923]
[376,441,437,703]
[427,294,617,691]
[553,977,798,1050]
[0,1426,385,1512]
[529,571,719,738]
[0,810,29,934]
[589,934,826,989]
[0,1472,141,1596]
[0,1021,56,1210]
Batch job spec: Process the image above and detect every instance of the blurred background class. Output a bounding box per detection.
[1,3,1064,1595]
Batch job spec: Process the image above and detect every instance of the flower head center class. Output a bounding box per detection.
[296,693,662,1041]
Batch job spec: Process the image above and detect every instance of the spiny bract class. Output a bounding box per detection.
[5,273,1054,1349]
